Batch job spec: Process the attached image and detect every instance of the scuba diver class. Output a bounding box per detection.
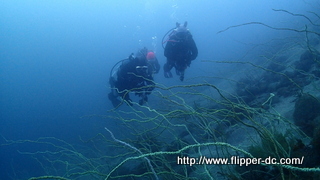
[163,21,198,81]
[108,48,160,108]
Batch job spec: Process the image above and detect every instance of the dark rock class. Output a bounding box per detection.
[296,51,318,72]
[293,93,320,136]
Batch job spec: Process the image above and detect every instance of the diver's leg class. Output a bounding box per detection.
[119,84,133,106]
[163,59,173,78]
[179,70,185,81]
[176,60,187,81]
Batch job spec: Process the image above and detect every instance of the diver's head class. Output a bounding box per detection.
[135,65,148,75]
[174,21,189,39]
[135,54,148,72]
[146,51,155,61]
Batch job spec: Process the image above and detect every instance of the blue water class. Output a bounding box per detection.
[1,0,318,179]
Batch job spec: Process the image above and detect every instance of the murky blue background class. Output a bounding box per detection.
[0,0,317,179]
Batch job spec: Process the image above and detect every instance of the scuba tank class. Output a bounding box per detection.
[109,53,134,87]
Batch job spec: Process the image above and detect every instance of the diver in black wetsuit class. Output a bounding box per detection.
[163,22,198,81]
[108,48,159,108]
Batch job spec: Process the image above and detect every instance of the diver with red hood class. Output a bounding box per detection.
[163,22,198,81]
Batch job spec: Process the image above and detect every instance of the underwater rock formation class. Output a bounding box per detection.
[295,50,318,72]
[293,93,320,136]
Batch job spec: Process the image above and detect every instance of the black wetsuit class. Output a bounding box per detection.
[164,31,198,80]
[109,56,155,107]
